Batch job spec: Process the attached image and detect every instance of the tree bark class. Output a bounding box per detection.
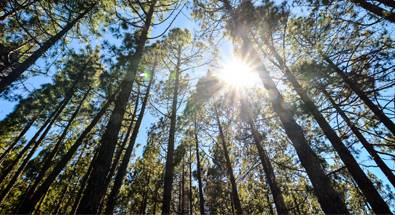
[189,147,193,215]
[0,4,95,93]
[104,66,155,214]
[193,119,205,215]
[16,92,115,214]
[213,104,243,215]
[179,160,185,215]
[97,89,139,213]
[321,86,395,188]
[162,46,182,215]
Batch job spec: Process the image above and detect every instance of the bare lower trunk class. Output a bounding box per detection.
[249,122,289,215]
[70,150,99,215]
[193,119,205,215]
[214,104,243,215]
[98,87,139,213]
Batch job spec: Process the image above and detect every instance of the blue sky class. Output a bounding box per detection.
[0,1,394,210]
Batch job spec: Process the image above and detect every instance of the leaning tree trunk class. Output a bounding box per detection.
[104,67,155,214]
[0,90,73,204]
[70,150,100,215]
[241,97,288,214]
[321,86,395,187]
[375,0,395,8]
[321,54,395,135]
[189,147,193,215]
[350,0,395,23]
[97,86,140,213]
[220,0,349,213]
[193,119,205,215]
[214,104,243,215]
[0,4,95,93]
[264,39,391,214]
[76,2,156,213]
[97,93,139,214]
[0,111,40,164]
[162,46,182,215]
[0,95,67,181]
[24,88,90,201]
[249,122,289,215]
[16,92,116,214]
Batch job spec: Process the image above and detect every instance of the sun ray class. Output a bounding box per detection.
[215,58,260,89]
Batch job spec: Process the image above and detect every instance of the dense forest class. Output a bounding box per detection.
[0,0,394,214]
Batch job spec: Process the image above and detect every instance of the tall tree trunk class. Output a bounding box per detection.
[0,112,40,165]
[350,0,395,23]
[0,4,95,93]
[219,1,349,213]
[180,160,185,215]
[70,150,99,215]
[248,122,289,214]
[322,54,395,135]
[139,173,151,215]
[162,46,182,215]
[193,119,205,215]
[264,40,391,214]
[16,92,115,214]
[23,88,90,202]
[189,148,193,215]
[375,0,395,9]
[241,97,288,214]
[76,2,156,213]
[51,183,69,215]
[0,90,72,204]
[321,86,395,187]
[97,86,140,213]
[54,140,89,214]
[213,104,243,215]
[104,66,155,214]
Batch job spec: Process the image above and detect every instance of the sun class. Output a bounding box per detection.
[216,58,260,88]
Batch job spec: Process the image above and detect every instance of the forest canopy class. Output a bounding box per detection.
[0,0,395,214]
